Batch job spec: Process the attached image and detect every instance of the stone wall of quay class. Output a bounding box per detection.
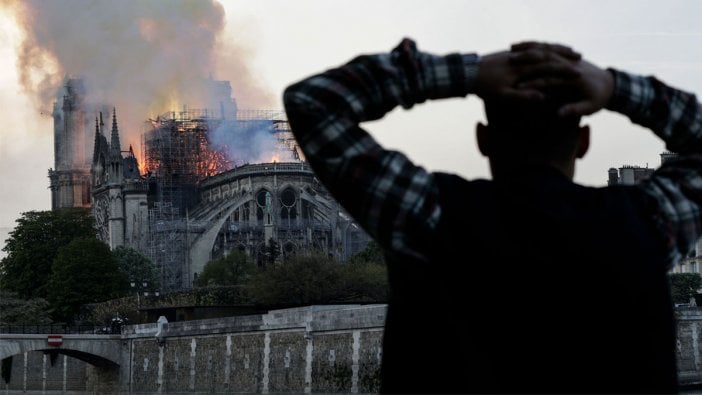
[122,304,385,394]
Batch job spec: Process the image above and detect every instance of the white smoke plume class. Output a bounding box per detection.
[6,0,274,152]
[210,119,299,167]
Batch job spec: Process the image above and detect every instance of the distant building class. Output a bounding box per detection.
[607,166,654,186]
[607,153,698,274]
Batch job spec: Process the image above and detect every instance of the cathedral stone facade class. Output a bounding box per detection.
[51,79,370,291]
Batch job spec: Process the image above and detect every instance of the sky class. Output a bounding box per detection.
[1,0,701,255]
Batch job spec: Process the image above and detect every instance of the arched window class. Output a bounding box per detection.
[256,189,273,225]
[280,187,298,221]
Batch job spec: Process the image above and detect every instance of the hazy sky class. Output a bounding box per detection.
[1,0,701,255]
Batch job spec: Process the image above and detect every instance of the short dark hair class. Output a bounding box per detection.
[483,94,582,163]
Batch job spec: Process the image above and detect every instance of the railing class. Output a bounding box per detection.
[0,325,115,335]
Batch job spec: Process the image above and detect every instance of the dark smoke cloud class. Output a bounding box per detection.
[8,0,273,149]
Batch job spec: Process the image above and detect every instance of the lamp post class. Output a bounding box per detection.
[130,280,148,308]
[130,280,160,322]
[129,279,160,323]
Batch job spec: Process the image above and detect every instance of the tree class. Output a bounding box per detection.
[338,261,388,302]
[342,241,388,302]
[0,209,95,299]
[196,250,257,287]
[0,291,52,325]
[248,253,344,305]
[669,273,702,305]
[257,238,280,268]
[47,237,128,323]
[348,241,386,265]
[113,246,159,290]
[246,253,388,306]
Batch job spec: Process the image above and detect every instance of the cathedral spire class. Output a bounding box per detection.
[110,107,121,157]
[92,116,100,163]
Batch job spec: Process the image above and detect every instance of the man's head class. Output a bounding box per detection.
[476,92,590,179]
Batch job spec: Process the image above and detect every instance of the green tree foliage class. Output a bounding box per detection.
[248,254,342,305]
[348,241,386,265]
[669,273,702,304]
[113,246,159,290]
[196,250,256,287]
[47,237,129,323]
[0,291,52,325]
[0,209,95,299]
[257,238,280,269]
[247,253,387,306]
[338,261,388,302]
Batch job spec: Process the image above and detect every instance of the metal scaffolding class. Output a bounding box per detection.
[141,108,300,289]
[147,202,189,290]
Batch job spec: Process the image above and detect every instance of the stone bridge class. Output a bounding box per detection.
[0,333,122,369]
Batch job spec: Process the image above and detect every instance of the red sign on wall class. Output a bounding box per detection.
[47,335,63,347]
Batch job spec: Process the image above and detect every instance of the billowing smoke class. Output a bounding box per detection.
[210,119,299,166]
[7,0,274,156]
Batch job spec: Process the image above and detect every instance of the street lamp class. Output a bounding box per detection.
[130,280,157,307]
[130,279,160,323]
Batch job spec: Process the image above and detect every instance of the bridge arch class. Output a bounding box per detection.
[0,335,121,369]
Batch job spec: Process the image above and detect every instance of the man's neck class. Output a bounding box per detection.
[490,159,575,181]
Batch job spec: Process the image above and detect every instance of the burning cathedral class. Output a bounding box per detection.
[49,78,370,291]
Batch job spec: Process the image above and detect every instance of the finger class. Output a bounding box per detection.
[509,49,546,64]
[500,88,545,101]
[511,41,543,52]
[545,44,581,61]
[511,42,581,61]
[511,51,580,72]
[520,63,581,80]
[517,77,572,90]
[558,101,596,117]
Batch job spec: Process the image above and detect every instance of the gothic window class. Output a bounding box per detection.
[256,189,273,225]
[301,199,313,220]
[94,196,110,242]
[82,179,91,205]
[95,155,106,186]
[280,187,297,221]
[242,202,250,221]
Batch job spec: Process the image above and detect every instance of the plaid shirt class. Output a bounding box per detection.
[284,38,702,267]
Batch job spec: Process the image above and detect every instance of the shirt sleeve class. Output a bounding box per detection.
[283,38,480,261]
[608,69,702,267]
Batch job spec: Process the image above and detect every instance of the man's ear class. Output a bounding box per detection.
[476,123,490,157]
[575,125,590,159]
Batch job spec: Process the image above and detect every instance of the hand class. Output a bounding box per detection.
[511,42,615,116]
[510,41,582,62]
[475,47,581,102]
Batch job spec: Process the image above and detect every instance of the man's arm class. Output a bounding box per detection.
[283,39,479,260]
[513,43,702,267]
[608,71,702,266]
[283,39,579,260]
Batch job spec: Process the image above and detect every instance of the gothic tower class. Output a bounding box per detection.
[48,79,93,209]
[107,109,125,248]
[92,109,148,252]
